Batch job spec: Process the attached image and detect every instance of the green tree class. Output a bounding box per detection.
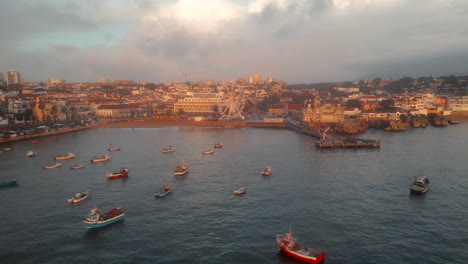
[345,99,362,109]
[177,108,185,116]
[212,104,219,116]
[165,109,173,117]
[51,105,58,120]
[379,99,395,109]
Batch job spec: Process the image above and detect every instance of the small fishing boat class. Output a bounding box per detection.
[44,163,61,169]
[26,151,38,157]
[262,166,272,176]
[67,189,91,203]
[155,184,173,198]
[162,145,175,153]
[106,168,129,179]
[174,161,189,176]
[70,164,84,170]
[91,154,111,163]
[55,152,75,160]
[213,142,223,148]
[31,141,39,144]
[276,229,326,264]
[0,179,18,187]
[233,186,246,195]
[108,145,121,151]
[410,172,430,194]
[202,149,214,155]
[82,206,125,229]
[2,147,12,152]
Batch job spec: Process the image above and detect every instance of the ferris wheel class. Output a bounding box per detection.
[219,89,245,120]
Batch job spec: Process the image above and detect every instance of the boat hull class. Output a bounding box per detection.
[410,187,429,194]
[277,239,325,264]
[155,189,172,198]
[107,171,129,178]
[0,179,18,187]
[83,214,125,229]
[174,170,189,176]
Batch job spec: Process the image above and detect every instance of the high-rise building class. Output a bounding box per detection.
[253,73,262,84]
[6,69,21,85]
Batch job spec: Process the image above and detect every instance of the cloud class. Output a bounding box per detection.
[1,0,468,83]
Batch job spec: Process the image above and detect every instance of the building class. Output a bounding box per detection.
[6,69,20,86]
[253,73,262,84]
[448,96,468,112]
[0,72,4,83]
[303,98,345,123]
[99,77,108,83]
[96,104,133,119]
[173,93,223,115]
[268,104,302,117]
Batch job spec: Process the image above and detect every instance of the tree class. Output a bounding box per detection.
[345,99,362,109]
[176,108,185,116]
[156,103,166,114]
[379,99,395,109]
[212,104,220,116]
[165,109,173,117]
[102,85,114,94]
[51,105,58,120]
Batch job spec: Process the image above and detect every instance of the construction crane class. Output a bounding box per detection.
[181,72,202,82]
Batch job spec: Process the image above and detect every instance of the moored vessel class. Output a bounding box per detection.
[67,189,91,203]
[262,166,272,176]
[91,154,111,163]
[0,179,18,187]
[70,164,84,170]
[213,142,223,148]
[162,145,175,153]
[55,152,75,160]
[233,186,246,195]
[410,172,430,194]
[108,146,121,151]
[26,151,38,157]
[106,168,129,179]
[155,184,173,198]
[276,229,325,264]
[82,206,125,229]
[174,161,189,176]
[44,163,61,169]
[202,149,214,155]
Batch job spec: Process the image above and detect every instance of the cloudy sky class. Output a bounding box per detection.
[1,0,468,83]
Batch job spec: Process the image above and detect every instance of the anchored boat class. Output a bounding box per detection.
[91,154,111,163]
[174,161,189,176]
[162,145,175,153]
[155,184,173,198]
[26,151,38,157]
[55,153,75,160]
[233,186,246,195]
[202,149,214,155]
[82,206,125,229]
[67,189,91,204]
[70,164,84,170]
[106,168,129,179]
[0,179,18,187]
[262,166,272,176]
[276,229,326,264]
[213,142,223,148]
[410,172,430,194]
[44,163,61,169]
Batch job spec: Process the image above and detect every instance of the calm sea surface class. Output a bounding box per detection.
[1,124,467,264]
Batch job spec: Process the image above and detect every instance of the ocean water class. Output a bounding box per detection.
[1,124,467,264]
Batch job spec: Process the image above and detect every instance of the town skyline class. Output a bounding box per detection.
[2,0,468,83]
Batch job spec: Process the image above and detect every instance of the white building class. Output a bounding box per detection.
[173,93,223,115]
[6,69,20,85]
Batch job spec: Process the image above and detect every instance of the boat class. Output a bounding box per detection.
[233,186,246,195]
[67,189,91,203]
[202,149,214,155]
[26,151,38,157]
[55,152,75,160]
[2,147,12,152]
[410,172,430,194]
[106,168,129,179]
[262,166,272,176]
[91,154,111,163]
[155,184,173,198]
[44,163,61,169]
[108,145,121,151]
[70,164,84,170]
[0,179,18,187]
[449,119,460,124]
[82,206,125,229]
[31,141,39,144]
[213,142,223,148]
[174,161,189,176]
[276,229,326,264]
[162,145,175,153]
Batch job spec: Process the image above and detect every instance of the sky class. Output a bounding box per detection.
[1,0,468,83]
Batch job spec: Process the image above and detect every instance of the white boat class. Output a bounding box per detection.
[155,184,173,198]
[234,186,246,195]
[67,189,91,203]
[91,154,111,163]
[44,163,61,169]
[213,142,223,148]
[70,164,84,170]
[108,145,121,151]
[26,151,38,157]
[55,152,75,160]
[262,166,272,176]
[202,149,214,155]
[162,145,175,153]
[174,161,189,176]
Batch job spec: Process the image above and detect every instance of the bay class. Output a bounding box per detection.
[1,124,467,264]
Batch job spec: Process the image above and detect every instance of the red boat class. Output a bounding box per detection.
[276,229,325,264]
[31,141,39,144]
[106,168,129,179]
